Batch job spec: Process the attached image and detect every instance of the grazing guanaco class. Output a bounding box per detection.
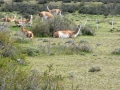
[15,15,33,26]
[53,24,81,38]
[1,14,16,22]
[39,11,54,22]
[47,6,62,17]
[21,26,34,38]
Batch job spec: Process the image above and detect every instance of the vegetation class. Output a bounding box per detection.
[0,0,120,90]
[1,0,120,16]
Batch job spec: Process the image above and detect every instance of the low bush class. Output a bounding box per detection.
[112,48,120,55]
[61,4,78,13]
[81,26,95,36]
[0,26,25,60]
[0,58,64,89]
[0,0,4,5]
[37,0,48,4]
[63,0,72,3]
[31,16,76,37]
[22,47,40,56]
[13,0,23,2]
[37,39,93,55]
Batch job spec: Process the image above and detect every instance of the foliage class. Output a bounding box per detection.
[61,4,78,13]
[22,47,40,56]
[81,26,95,36]
[37,0,48,4]
[112,48,120,55]
[37,39,92,55]
[1,1,120,15]
[0,58,64,89]
[0,0,4,5]
[0,25,25,60]
[62,0,72,3]
[0,2,40,16]
[13,0,23,2]
[79,2,120,15]
[31,16,76,37]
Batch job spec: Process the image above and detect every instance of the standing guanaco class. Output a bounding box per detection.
[39,11,54,22]
[47,6,62,17]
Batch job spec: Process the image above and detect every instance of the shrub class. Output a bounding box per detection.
[112,48,120,55]
[22,47,40,56]
[63,0,72,3]
[13,0,23,2]
[0,0,4,5]
[31,16,76,37]
[81,26,95,36]
[0,26,25,60]
[0,58,64,89]
[0,2,40,15]
[37,0,48,4]
[61,4,78,13]
[36,39,92,55]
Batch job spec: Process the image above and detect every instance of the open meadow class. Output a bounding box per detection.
[0,1,120,89]
[18,13,120,89]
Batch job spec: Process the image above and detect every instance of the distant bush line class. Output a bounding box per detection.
[0,1,120,16]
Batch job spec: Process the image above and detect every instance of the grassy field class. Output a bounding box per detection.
[1,11,120,89]
[21,13,120,89]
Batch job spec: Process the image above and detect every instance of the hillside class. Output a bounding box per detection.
[0,0,120,90]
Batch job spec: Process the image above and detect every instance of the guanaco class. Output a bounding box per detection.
[15,15,33,26]
[39,11,54,21]
[47,6,62,17]
[1,14,16,22]
[21,26,34,38]
[53,25,82,38]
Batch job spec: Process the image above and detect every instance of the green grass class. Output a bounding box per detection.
[1,12,120,89]
[22,13,120,89]
[10,26,20,31]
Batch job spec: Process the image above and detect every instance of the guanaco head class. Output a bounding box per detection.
[78,24,81,29]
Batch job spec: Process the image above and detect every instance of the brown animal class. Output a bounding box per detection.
[15,15,33,26]
[47,6,62,17]
[21,26,34,38]
[1,14,16,22]
[53,25,81,38]
[39,11,54,21]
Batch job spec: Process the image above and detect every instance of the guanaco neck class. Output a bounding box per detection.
[73,25,81,37]
[21,26,26,32]
[26,15,32,23]
[13,15,16,20]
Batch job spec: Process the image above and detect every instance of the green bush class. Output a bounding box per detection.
[22,47,40,56]
[63,0,72,3]
[112,48,120,55]
[0,58,64,89]
[0,0,4,5]
[0,27,25,60]
[31,16,76,37]
[37,0,48,4]
[13,0,23,2]
[0,2,40,15]
[81,26,95,36]
[61,4,78,13]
